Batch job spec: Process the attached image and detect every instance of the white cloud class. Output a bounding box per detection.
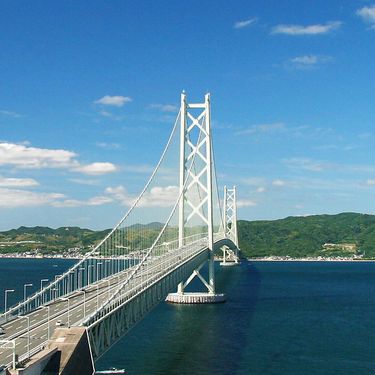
[284,158,333,172]
[94,95,132,107]
[256,187,266,193]
[367,179,375,186]
[287,55,333,69]
[0,110,23,118]
[235,123,285,136]
[272,21,342,35]
[272,179,286,187]
[234,18,257,29]
[0,142,118,175]
[0,177,38,187]
[0,142,78,169]
[237,199,257,207]
[53,196,113,208]
[284,158,375,174]
[95,142,121,150]
[99,110,113,117]
[73,162,117,175]
[105,185,179,207]
[292,55,319,65]
[0,188,64,208]
[150,104,178,112]
[357,5,375,27]
[69,178,99,185]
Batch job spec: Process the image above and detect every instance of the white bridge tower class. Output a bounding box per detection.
[166,92,225,303]
[221,186,240,266]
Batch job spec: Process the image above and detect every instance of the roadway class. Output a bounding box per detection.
[0,269,131,368]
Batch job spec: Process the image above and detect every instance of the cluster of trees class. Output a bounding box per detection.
[238,212,375,258]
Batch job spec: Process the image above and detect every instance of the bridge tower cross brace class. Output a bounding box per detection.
[176,92,216,296]
[223,185,239,248]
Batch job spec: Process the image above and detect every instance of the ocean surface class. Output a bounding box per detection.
[1,258,375,374]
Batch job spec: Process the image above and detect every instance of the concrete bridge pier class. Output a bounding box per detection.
[6,327,95,375]
[166,258,225,304]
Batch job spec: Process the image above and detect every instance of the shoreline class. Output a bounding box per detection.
[0,254,83,260]
[248,257,375,262]
[1,254,375,262]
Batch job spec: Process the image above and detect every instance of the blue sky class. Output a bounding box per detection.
[1,1,375,230]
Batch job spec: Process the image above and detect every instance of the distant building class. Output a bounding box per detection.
[322,243,357,252]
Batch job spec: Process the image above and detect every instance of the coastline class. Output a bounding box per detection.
[1,254,374,262]
[248,257,375,262]
[0,253,83,260]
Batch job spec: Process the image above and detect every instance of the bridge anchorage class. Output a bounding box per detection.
[0,92,239,373]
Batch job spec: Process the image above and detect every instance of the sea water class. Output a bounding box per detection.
[1,259,375,374]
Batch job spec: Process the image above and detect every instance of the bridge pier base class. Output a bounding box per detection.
[220,245,240,267]
[165,261,226,304]
[166,292,225,304]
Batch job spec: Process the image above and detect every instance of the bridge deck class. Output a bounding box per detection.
[0,237,234,368]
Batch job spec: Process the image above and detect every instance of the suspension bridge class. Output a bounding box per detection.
[0,93,240,374]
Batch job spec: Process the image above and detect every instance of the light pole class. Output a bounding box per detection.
[97,262,102,281]
[40,305,50,339]
[77,290,86,318]
[67,270,75,294]
[40,279,48,305]
[60,298,70,328]
[23,283,33,316]
[95,285,99,311]
[4,289,15,313]
[104,279,111,300]
[89,265,94,285]
[78,267,85,289]
[105,259,111,278]
[52,288,58,301]
[23,283,33,301]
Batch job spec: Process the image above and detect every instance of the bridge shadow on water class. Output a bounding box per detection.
[96,260,261,375]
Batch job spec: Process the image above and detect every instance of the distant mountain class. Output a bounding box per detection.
[0,223,166,255]
[3,213,375,258]
[238,212,375,258]
[0,226,111,254]
[127,222,164,230]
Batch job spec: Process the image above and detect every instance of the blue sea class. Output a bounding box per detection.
[1,258,375,374]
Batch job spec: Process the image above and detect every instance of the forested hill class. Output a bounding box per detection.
[238,212,375,258]
[0,226,111,254]
[3,213,375,258]
[0,223,164,255]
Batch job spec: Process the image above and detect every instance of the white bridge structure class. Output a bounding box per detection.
[0,93,239,373]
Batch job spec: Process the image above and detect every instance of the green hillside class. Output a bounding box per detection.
[3,213,375,258]
[0,226,111,254]
[238,212,375,259]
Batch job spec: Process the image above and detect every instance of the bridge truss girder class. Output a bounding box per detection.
[88,250,209,359]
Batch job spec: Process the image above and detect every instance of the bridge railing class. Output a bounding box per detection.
[84,231,228,329]
[83,235,211,328]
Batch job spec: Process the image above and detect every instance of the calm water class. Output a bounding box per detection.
[1,259,375,374]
